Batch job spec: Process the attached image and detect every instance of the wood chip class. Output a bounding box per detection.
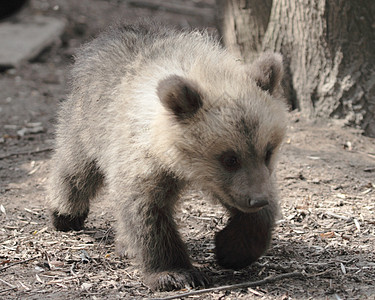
[81,282,93,291]
[353,219,361,232]
[340,263,347,274]
[336,193,346,199]
[320,232,335,239]
[361,188,372,195]
[248,287,265,296]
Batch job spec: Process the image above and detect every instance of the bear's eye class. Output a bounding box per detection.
[219,151,241,172]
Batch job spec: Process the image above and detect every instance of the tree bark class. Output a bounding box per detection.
[216,0,272,62]
[217,0,375,137]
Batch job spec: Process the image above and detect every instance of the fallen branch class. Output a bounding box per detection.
[46,275,84,284]
[0,255,41,272]
[0,147,52,160]
[0,287,17,294]
[152,271,303,300]
[0,278,16,288]
[323,211,350,221]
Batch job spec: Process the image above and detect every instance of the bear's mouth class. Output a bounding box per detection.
[235,205,265,213]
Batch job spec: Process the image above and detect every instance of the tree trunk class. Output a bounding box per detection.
[217,0,375,137]
[216,0,272,62]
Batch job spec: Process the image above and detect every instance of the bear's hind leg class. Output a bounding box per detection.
[215,205,276,269]
[48,158,104,232]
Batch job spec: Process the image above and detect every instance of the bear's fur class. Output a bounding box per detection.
[47,23,287,291]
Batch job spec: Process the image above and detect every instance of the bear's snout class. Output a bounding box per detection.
[248,197,269,208]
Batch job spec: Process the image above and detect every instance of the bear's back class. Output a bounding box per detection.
[69,24,226,106]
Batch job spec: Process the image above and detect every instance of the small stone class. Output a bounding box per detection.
[81,282,93,291]
[17,127,28,137]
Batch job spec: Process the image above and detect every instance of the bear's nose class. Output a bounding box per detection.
[248,197,269,208]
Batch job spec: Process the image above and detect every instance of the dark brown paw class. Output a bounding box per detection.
[215,212,272,269]
[51,211,88,231]
[145,269,209,291]
[215,228,259,269]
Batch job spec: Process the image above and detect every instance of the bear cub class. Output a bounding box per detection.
[48,23,288,291]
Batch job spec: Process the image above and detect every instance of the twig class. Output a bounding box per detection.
[151,271,303,300]
[46,275,84,284]
[0,278,16,288]
[70,262,77,277]
[323,211,350,221]
[0,255,41,272]
[97,228,113,248]
[43,251,52,270]
[0,287,17,294]
[0,147,52,160]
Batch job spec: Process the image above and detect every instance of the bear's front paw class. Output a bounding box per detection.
[145,269,209,291]
[51,211,88,231]
[215,216,271,269]
[215,227,258,270]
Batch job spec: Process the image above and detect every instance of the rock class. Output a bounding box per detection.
[0,16,65,69]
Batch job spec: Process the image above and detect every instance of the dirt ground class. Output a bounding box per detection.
[0,1,374,299]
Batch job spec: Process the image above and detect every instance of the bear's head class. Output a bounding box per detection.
[154,52,287,213]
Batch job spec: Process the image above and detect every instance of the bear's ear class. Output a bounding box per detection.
[157,75,203,120]
[249,52,283,95]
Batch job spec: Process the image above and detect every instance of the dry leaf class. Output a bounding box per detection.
[320,232,335,239]
[49,260,65,268]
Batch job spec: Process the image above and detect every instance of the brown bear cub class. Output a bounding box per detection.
[48,23,287,291]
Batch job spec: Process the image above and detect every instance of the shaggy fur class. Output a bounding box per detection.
[47,23,288,291]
